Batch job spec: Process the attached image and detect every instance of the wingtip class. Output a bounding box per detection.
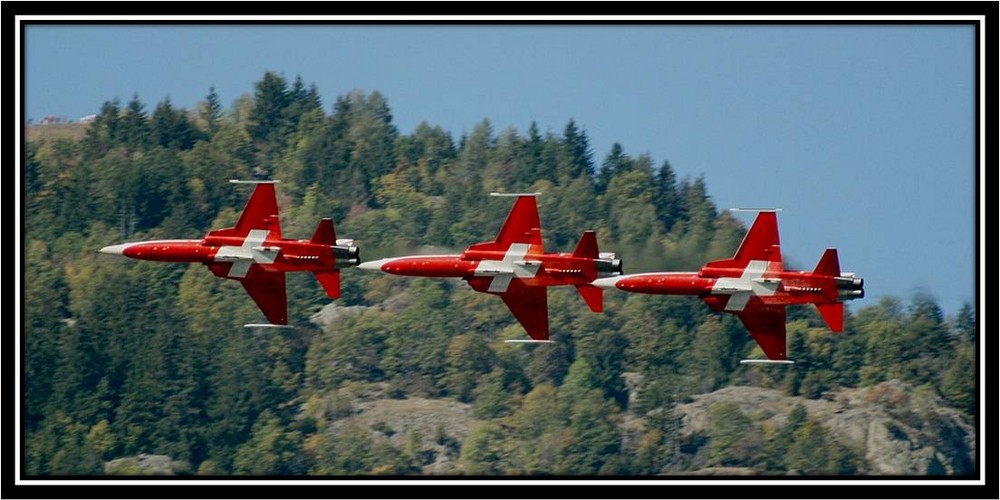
[230,179,281,184]
[729,207,782,212]
[490,191,542,197]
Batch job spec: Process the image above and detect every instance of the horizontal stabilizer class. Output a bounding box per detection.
[816,302,845,332]
[504,339,556,344]
[313,270,341,299]
[243,323,295,329]
[575,284,603,312]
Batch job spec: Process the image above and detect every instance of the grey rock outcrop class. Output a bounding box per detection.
[674,379,975,475]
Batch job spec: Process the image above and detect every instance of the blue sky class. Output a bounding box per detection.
[21,22,979,316]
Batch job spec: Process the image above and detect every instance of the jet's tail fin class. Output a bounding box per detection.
[706,210,781,271]
[310,218,336,245]
[575,284,603,312]
[468,194,543,252]
[209,181,282,239]
[814,248,854,330]
[310,219,342,298]
[572,231,599,259]
[816,302,845,332]
[813,248,841,277]
[569,232,604,311]
[313,270,341,300]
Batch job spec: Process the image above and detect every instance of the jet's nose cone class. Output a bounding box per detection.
[357,258,391,271]
[591,276,624,289]
[100,243,130,256]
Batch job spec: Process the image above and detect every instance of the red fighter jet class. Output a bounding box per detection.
[100,180,360,326]
[593,210,864,363]
[357,193,623,342]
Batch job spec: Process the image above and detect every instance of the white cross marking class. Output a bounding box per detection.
[711,260,780,312]
[473,243,541,293]
[213,230,277,278]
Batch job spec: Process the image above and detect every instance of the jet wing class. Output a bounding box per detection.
[705,211,782,272]
[239,266,288,325]
[736,303,787,361]
[207,262,288,324]
[207,182,282,239]
[486,279,549,341]
[466,276,549,340]
[468,195,543,252]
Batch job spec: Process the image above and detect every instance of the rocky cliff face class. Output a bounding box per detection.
[104,454,188,475]
[104,380,973,476]
[674,379,976,475]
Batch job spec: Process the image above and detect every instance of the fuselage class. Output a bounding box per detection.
[593,264,863,308]
[100,236,357,273]
[360,247,615,288]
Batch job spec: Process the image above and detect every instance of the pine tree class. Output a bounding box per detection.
[515,121,544,186]
[199,86,223,136]
[952,302,976,342]
[121,93,153,150]
[654,160,682,232]
[596,142,628,194]
[556,390,621,474]
[248,71,292,147]
[152,97,202,150]
[558,119,594,181]
[81,99,122,158]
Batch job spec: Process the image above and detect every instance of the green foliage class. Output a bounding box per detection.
[444,334,496,402]
[23,71,973,476]
[785,419,865,475]
[938,342,976,415]
[682,317,742,395]
[247,71,294,147]
[310,421,374,475]
[232,411,306,475]
[471,368,513,419]
[153,98,205,150]
[557,390,622,474]
[27,413,104,475]
[500,384,564,473]
[458,422,505,475]
[305,310,389,390]
[557,119,594,181]
[706,401,763,467]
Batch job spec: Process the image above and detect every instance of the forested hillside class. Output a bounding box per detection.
[22,72,977,476]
